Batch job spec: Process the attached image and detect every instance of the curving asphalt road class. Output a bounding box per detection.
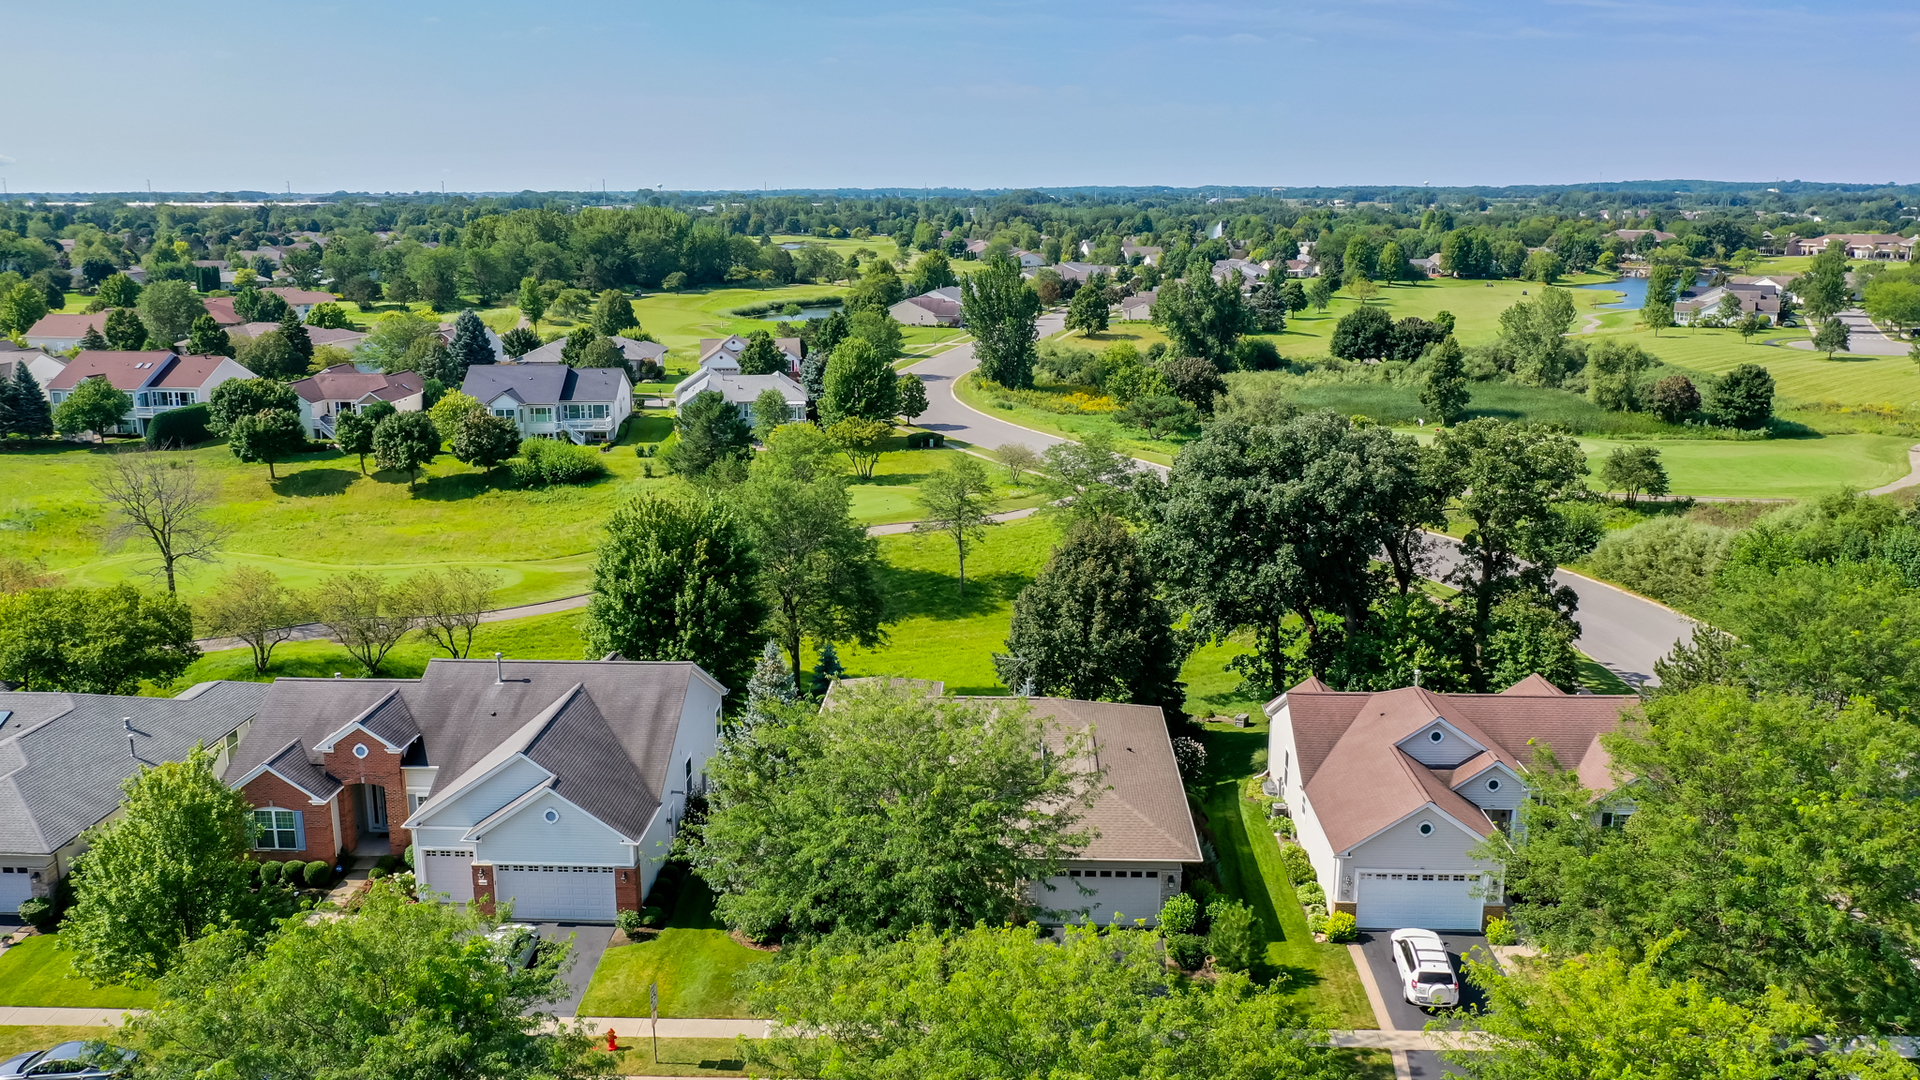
[908,320,1694,688]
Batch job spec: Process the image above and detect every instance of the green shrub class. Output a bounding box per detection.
[16,896,57,930]
[1278,843,1316,886]
[1306,911,1327,935]
[403,845,415,868]
[1157,892,1198,935]
[1206,899,1263,972]
[368,867,387,881]
[615,909,644,936]
[1296,881,1326,907]
[1166,932,1208,970]
[1582,517,1733,607]
[904,431,945,449]
[303,860,330,887]
[1323,910,1358,943]
[258,861,283,886]
[1485,916,1518,946]
[145,403,212,448]
[638,905,667,928]
[510,438,611,487]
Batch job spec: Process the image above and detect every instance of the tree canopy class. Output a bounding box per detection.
[0,584,199,693]
[962,255,1042,388]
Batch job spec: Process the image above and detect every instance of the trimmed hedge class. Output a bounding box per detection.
[304,860,331,887]
[145,403,212,448]
[1324,910,1359,942]
[1278,843,1316,886]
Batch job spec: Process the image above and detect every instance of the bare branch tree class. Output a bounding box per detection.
[197,566,309,673]
[93,450,229,594]
[398,566,498,658]
[309,572,414,676]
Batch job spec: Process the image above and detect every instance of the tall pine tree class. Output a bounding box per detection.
[446,309,495,380]
[278,310,313,369]
[5,365,55,439]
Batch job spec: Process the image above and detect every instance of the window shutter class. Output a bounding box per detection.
[293,812,307,851]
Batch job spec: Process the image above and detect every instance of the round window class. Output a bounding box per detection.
[1486,778,1502,791]
[1428,729,1444,743]
[1419,821,1434,836]
[352,743,369,759]
[543,809,560,823]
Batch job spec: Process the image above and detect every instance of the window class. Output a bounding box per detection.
[561,403,610,420]
[1428,729,1445,743]
[528,406,553,422]
[1600,810,1632,828]
[543,808,560,823]
[1418,821,1435,836]
[1485,778,1501,791]
[352,743,369,759]
[493,408,516,419]
[253,809,302,850]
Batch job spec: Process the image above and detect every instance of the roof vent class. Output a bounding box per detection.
[495,651,504,685]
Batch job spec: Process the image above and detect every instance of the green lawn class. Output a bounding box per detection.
[0,1026,119,1059]
[0,937,154,1009]
[953,372,1181,465]
[578,879,767,1019]
[610,1038,751,1076]
[1575,432,1912,498]
[845,447,1047,525]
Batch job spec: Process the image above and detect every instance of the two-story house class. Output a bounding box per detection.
[47,351,256,436]
[221,656,724,922]
[290,365,426,439]
[1267,675,1637,931]
[461,363,633,444]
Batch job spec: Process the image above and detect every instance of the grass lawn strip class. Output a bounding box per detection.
[0,1026,120,1059]
[608,1037,752,1076]
[577,880,766,1020]
[952,371,1180,465]
[0,937,154,1010]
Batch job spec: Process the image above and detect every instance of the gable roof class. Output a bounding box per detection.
[222,659,714,835]
[24,312,113,340]
[263,287,334,306]
[201,297,242,325]
[515,335,667,366]
[675,370,806,405]
[1275,678,1636,853]
[460,363,628,405]
[148,353,242,390]
[47,351,178,391]
[697,335,802,368]
[0,682,268,856]
[291,365,422,404]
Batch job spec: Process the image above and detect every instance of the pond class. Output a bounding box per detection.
[758,306,838,322]
[1575,273,1706,311]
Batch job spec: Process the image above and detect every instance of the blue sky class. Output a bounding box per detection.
[9,0,1918,193]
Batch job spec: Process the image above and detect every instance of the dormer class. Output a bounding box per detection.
[1396,716,1488,767]
[1449,753,1524,809]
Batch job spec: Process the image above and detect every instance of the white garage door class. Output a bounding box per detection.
[0,865,36,913]
[1036,868,1167,925]
[420,850,474,904]
[494,864,616,922]
[1356,870,1483,931]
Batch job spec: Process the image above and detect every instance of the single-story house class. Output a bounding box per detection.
[200,297,245,326]
[290,365,426,439]
[1121,241,1163,265]
[889,286,963,327]
[48,351,257,436]
[218,322,367,352]
[1012,250,1045,269]
[1611,229,1677,246]
[1116,289,1156,321]
[696,334,802,379]
[221,656,724,921]
[964,239,990,256]
[0,344,66,396]
[1782,233,1914,261]
[462,363,633,444]
[263,287,335,319]
[432,321,506,364]
[1676,283,1782,324]
[1054,262,1117,285]
[672,369,807,424]
[1411,254,1443,277]
[515,335,668,375]
[824,680,1200,927]
[1284,259,1317,278]
[23,312,113,352]
[1212,257,1268,284]
[1268,675,1637,931]
[0,681,268,913]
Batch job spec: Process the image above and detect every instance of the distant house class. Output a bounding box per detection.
[1676,283,1782,324]
[1611,229,1677,246]
[200,297,245,326]
[696,334,802,379]
[263,287,336,318]
[890,286,963,327]
[1116,290,1156,321]
[0,681,268,913]
[1054,262,1116,285]
[516,335,668,375]
[672,368,807,425]
[216,324,367,355]
[0,343,66,395]
[1121,241,1163,265]
[1284,259,1317,278]
[434,320,506,364]
[1013,250,1044,269]
[461,363,633,444]
[23,312,114,352]
[1411,254,1444,277]
[1782,233,1914,261]
[290,365,426,439]
[1212,257,1268,284]
[47,351,256,436]
[964,239,990,257]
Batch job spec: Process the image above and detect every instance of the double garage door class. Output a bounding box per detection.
[1355,870,1483,931]
[494,864,617,922]
[1036,869,1167,926]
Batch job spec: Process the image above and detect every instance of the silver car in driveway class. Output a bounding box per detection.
[1390,928,1461,1008]
[0,1042,132,1079]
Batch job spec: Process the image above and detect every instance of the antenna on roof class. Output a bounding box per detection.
[495,651,505,685]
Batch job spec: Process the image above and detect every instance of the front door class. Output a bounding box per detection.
[362,784,389,833]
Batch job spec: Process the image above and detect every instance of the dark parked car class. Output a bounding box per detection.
[0,1042,134,1079]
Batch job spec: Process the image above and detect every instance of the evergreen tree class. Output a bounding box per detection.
[277,310,313,369]
[446,309,494,379]
[737,639,798,737]
[105,307,148,350]
[186,314,234,358]
[559,324,604,367]
[500,325,541,358]
[1246,278,1287,332]
[78,323,109,351]
[1419,335,1471,425]
[995,515,1186,711]
[2,365,54,439]
[666,389,753,477]
[809,641,845,698]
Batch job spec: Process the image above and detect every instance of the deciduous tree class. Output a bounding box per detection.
[1703,363,1775,428]
[94,451,228,594]
[1599,445,1669,507]
[591,288,638,336]
[1586,338,1650,412]
[136,280,202,348]
[1419,335,1471,424]
[398,566,498,658]
[370,410,440,488]
[104,306,147,350]
[1648,374,1701,422]
[584,492,764,691]
[1814,316,1851,358]
[53,376,133,440]
[914,455,996,595]
[227,407,307,479]
[1064,283,1109,336]
[196,566,305,672]
[666,389,752,478]
[1153,270,1252,365]
[820,337,898,425]
[895,372,928,421]
[0,583,199,693]
[308,571,414,676]
[962,254,1042,388]
[186,314,233,358]
[738,329,786,375]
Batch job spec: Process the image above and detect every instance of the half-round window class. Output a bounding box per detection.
[543,809,560,823]
[1486,778,1502,792]
[1428,729,1444,743]
[1419,821,1434,836]
[352,743,369,759]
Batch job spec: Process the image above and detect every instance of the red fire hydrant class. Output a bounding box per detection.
[605,1029,618,1052]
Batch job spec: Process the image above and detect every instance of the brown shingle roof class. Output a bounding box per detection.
[25,312,113,340]
[47,351,176,391]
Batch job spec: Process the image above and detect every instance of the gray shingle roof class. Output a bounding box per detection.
[0,682,268,856]
[461,364,627,406]
[222,659,709,836]
[263,740,344,801]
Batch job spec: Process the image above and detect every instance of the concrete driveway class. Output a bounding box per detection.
[1781,308,1911,356]
[1407,1049,1470,1077]
[1355,931,1495,1032]
[534,922,615,1017]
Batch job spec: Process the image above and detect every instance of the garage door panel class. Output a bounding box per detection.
[494,865,616,922]
[421,851,474,904]
[0,866,35,914]
[1035,870,1166,926]
[1356,870,1482,931]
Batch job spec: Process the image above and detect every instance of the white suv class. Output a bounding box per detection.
[1389,928,1460,1008]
